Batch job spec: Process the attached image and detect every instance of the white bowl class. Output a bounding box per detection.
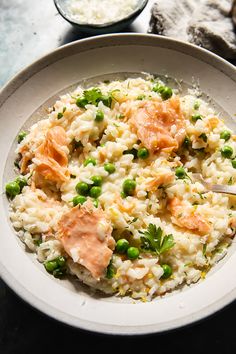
[0,34,236,335]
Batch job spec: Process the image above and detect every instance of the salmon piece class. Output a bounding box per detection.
[169,197,210,235]
[19,145,33,174]
[34,126,69,184]
[129,98,186,152]
[57,202,115,280]
[145,172,174,192]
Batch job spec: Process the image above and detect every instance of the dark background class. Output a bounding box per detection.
[0,1,235,352]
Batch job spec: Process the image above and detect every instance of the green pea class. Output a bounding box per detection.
[56,256,66,267]
[122,179,136,196]
[75,182,89,196]
[137,147,149,159]
[232,160,236,169]
[84,157,96,166]
[76,97,88,108]
[175,167,187,179]
[73,195,87,206]
[17,131,27,144]
[127,247,140,260]
[95,110,104,122]
[221,145,233,158]
[44,260,58,273]
[89,186,102,198]
[93,199,99,208]
[104,163,116,174]
[220,131,231,141]
[91,175,103,186]
[161,264,173,279]
[152,84,172,100]
[160,87,173,100]
[191,114,202,122]
[5,181,21,199]
[15,176,27,191]
[116,239,130,254]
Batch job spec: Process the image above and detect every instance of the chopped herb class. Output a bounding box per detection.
[198,193,204,200]
[63,107,66,113]
[57,112,63,119]
[14,159,20,169]
[140,224,175,255]
[103,80,110,84]
[117,113,125,119]
[106,259,115,279]
[228,177,233,185]
[72,139,83,149]
[182,136,190,148]
[129,217,138,224]
[137,95,145,100]
[203,244,207,257]
[70,174,76,179]
[194,101,200,110]
[123,148,138,159]
[33,239,42,246]
[199,133,207,142]
[191,114,203,122]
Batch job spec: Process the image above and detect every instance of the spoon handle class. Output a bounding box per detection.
[211,184,236,195]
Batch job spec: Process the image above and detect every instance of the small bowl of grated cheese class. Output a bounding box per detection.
[54,0,148,34]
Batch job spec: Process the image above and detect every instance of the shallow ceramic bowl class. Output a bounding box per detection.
[54,0,148,34]
[0,34,236,335]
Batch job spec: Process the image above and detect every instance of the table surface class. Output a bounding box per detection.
[0,0,236,352]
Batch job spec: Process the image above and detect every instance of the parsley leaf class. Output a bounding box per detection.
[79,88,113,108]
[84,88,103,106]
[140,224,175,255]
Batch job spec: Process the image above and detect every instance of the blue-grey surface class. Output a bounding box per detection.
[0,1,236,353]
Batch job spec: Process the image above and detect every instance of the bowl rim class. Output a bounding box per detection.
[53,0,149,29]
[0,33,236,335]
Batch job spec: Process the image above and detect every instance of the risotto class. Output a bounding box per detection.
[6,76,236,300]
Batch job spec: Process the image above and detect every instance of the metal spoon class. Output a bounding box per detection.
[192,173,236,196]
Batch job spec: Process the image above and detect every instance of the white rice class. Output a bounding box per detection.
[67,0,139,25]
[9,76,236,301]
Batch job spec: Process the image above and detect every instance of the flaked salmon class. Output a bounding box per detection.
[34,126,69,184]
[145,172,174,192]
[169,197,210,235]
[57,202,115,279]
[129,98,186,152]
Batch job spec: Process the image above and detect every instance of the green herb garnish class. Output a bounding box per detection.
[139,224,175,255]
[106,259,115,279]
[199,133,207,142]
